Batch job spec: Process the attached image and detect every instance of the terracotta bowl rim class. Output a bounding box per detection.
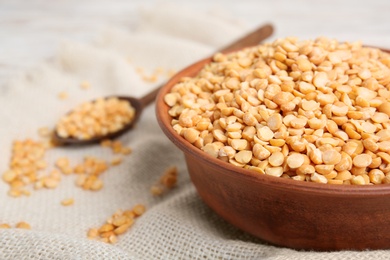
[156,49,390,197]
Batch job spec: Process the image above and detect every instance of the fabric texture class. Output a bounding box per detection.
[1,3,390,259]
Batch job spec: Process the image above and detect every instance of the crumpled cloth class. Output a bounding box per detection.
[1,3,390,259]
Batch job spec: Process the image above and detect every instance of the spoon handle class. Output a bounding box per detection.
[217,23,273,53]
[138,23,274,108]
[139,85,163,109]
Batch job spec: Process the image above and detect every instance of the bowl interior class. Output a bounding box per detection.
[155,51,390,196]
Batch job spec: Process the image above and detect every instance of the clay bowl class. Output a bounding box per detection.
[155,50,390,251]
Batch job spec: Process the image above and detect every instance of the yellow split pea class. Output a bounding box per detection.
[165,37,390,185]
[151,166,178,196]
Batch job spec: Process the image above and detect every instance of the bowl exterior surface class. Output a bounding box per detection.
[184,151,390,251]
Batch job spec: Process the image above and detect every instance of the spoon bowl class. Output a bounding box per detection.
[52,96,143,145]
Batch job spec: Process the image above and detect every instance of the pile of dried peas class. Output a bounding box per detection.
[88,204,146,244]
[2,139,52,197]
[56,97,135,140]
[1,137,132,197]
[165,37,390,185]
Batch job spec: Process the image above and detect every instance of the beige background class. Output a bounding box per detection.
[2,0,390,83]
[1,0,390,259]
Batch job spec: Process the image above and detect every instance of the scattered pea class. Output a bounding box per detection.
[88,205,145,243]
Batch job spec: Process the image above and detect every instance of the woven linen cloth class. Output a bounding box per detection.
[1,3,390,260]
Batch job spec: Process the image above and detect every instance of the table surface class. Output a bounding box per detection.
[1,0,390,258]
[1,0,390,84]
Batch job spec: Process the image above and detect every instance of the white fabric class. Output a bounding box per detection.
[1,3,390,260]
